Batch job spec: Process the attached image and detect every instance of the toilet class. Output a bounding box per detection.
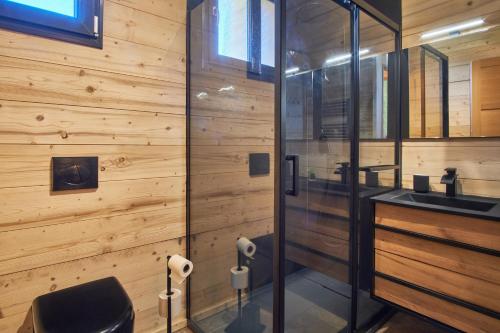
[32,277,134,333]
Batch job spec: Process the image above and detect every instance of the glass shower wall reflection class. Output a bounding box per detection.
[357,10,397,330]
[284,1,353,332]
[188,1,275,332]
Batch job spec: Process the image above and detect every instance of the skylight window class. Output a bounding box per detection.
[7,0,76,17]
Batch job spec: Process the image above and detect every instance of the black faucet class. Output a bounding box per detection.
[440,168,458,197]
[334,162,350,185]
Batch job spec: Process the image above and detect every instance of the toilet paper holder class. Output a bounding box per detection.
[164,254,193,333]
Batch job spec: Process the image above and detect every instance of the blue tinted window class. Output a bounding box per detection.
[8,0,76,17]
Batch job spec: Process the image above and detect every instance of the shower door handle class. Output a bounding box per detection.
[285,155,299,196]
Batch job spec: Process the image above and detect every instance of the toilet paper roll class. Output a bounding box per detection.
[231,266,249,290]
[158,288,182,318]
[237,237,256,258]
[168,254,193,284]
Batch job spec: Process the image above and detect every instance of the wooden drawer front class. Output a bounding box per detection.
[375,229,500,313]
[374,277,500,333]
[375,203,500,251]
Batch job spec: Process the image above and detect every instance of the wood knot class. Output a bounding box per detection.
[36,115,44,121]
[60,131,68,139]
[50,284,57,291]
[101,166,106,171]
[86,86,96,93]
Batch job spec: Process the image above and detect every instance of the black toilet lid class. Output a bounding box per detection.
[32,277,134,333]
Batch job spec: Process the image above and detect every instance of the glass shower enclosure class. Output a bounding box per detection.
[187,0,400,332]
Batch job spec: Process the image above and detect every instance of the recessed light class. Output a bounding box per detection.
[421,19,484,39]
[325,49,370,64]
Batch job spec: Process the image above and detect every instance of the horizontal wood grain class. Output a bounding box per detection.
[0,238,185,332]
[402,141,500,182]
[0,144,185,190]
[374,276,500,333]
[190,193,274,235]
[287,191,349,218]
[109,0,186,24]
[0,176,185,232]
[190,171,274,205]
[0,101,186,145]
[286,225,349,262]
[375,249,500,312]
[375,203,500,251]
[0,32,186,83]
[0,56,185,114]
[104,1,185,54]
[0,1,188,331]
[190,116,274,146]
[375,228,500,286]
[0,144,185,188]
[190,145,274,176]
[402,0,500,49]
[190,218,273,313]
[285,244,349,284]
[286,208,350,241]
[0,206,185,275]
[190,85,274,121]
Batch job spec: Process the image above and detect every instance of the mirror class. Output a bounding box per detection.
[403,16,500,138]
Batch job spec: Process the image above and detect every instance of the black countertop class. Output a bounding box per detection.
[371,189,500,222]
[301,178,392,199]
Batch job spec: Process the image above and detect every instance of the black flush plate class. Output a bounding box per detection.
[249,153,270,176]
[52,157,98,191]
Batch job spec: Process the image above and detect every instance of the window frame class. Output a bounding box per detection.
[214,0,275,83]
[0,0,104,48]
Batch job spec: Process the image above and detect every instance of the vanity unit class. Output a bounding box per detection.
[371,190,500,332]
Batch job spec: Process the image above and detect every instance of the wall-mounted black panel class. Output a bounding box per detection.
[52,157,98,191]
[249,153,270,176]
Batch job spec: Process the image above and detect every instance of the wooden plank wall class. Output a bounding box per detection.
[449,64,471,137]
[188,2,275,318]
[402,0,500,49]
[402,0,500,199]
[402,140,500,198]
[0,1,187,332]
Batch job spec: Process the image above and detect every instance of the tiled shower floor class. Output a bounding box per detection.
[191,269,384,333]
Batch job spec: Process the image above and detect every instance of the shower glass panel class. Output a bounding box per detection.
[283,1,353,332]
[188,0,275,332]
[357,10,396,330]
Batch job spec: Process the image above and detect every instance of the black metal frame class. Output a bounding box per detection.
[273,0,285,330]
[0,0,103,48]
[247,0,276,82]
[186,0,403,332]
[369,200,500,332]
[277,1,402,332]
[402,44,449,139]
